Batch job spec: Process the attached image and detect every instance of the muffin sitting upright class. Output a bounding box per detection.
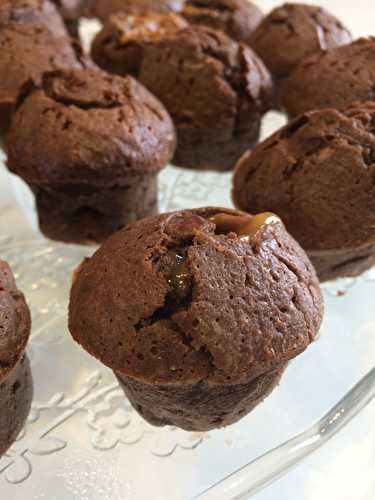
[93,23,273,171]
[6,69,176,244]
[233,103,375,282]
[69,208,323,431]
[250,3,351,85]
[0,261,33,457]
[0,0,86,138]
[181,0,264,45]
[282,38,375,118]
[87,0,185,22]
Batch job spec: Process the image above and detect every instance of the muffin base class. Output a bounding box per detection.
[30,175,158,244]
[309,243,375,282]
[173,121,261,172]
[0,355,33,458]
[116,366,286,432]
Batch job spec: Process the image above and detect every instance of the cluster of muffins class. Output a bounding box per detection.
[0,0,373,434]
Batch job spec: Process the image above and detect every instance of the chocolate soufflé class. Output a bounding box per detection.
[6,68,176,244]
[281,38,375,118]
[250,3,351,83]
[0,0,87,138]
[91,13,188,77]
[69,207,323,431]
[136,26,273,171]
[233,103,375,282]
[87,0,185,22]
[181,0,263,45]
[0,261,33,457]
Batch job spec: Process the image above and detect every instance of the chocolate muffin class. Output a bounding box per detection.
[281,38,375,118]
[69,207,323,431]
[0,261,32,457]
[87,0,185,22]
[91,13,188,77]
[136,26,272,171]
[233,103,375,282]
[0,0,87,138]
[250,3,351,83]
[181,0,263,45]
[6,68,176,244]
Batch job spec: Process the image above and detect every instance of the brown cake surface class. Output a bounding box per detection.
[181,0,263,45]
[251,3,351,82]
[0,0,68,38]
[69,207,323,430]
[0,260,31,379]
[0,355,33,457]
[233,104,375,281]
[138,26,273,171]
[88,0,185,21]
[281,38,375,118]
[0,0,87,134]
[91,12,188,77]
[0,260,32,457]
[7,68,176,243]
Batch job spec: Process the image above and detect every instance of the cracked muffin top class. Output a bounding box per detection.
[138,26,273,127]
[250,3,351,81]
[7,68,176,185]
[0,260,31,380]
[138,26,273,170]
[69,207,323,386]
[88,0,185,22]
[233,103,375,251]
[181,0,263,45]
[91,12,188,77]
[281,38,375,118]
[0,0,87,111]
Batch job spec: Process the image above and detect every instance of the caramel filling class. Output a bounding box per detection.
[167,255,192,304]
[210,212,281,240]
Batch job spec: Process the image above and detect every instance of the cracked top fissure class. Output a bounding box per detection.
[69,207,323,387]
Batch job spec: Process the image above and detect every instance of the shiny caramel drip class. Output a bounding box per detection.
[167,255,192,303]
[210,212,281,240]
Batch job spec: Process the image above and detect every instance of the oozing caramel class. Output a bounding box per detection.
[167,255,192,303]
[210,212,281,240]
